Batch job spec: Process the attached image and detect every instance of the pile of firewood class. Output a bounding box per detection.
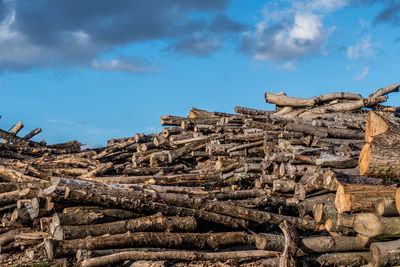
[1,83,400,267]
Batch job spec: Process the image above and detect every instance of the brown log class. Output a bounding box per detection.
[370,239,400,267]
[81,249,280,267]
[359,143,400,180]
[44,231,254,259]
[369,83,399,98]
[22,127,42,140]
[334,183,397,213]
[376,198,399,217]
[1,121,24,144]
[265,92,315,107]
[52,213,197,240]
[279,220,299,267]
[353,213,400,238]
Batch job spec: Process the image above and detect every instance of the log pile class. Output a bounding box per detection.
[1,83,400,266]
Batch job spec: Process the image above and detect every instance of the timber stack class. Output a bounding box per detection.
[1,83,400,267]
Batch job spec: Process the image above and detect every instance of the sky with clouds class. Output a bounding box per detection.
[1,0,400,146]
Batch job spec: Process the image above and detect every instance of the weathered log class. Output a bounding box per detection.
[279,220,299,267]
[369,83,399,98]
[353,213,400,238]
[52,213,197,240]
[370,239,400,267]
[23,128,42,140]
[359,143,400,180]
[80,249,280,267]
[44,231,254,259]
[1,121,24,144]
[334,183,397,213]
[376,198,399,217]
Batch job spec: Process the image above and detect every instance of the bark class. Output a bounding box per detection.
[235,106,273,116]
[298,252,371,267]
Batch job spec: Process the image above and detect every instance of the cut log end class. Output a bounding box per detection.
[358,143,370,175]
[365,111,389,143]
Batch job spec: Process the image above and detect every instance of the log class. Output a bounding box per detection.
[359,143,400,180]
[353,213,400,238]
[376,198,399,217]
[370,239,400,267]
[279,220,299,267]
[369,83,399,98]
[44,231,254,259]
[80,249,280,267]
[1,121,24,144]
[23,128,42,140]
[52,214,197,240]
[334,183,397,213]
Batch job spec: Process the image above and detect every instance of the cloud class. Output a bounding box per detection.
[241,11,328,63]
[278,61,297,71]
[354,66,370,81]
[92,56,162,74]
[373,0,400,26]
[347,35,375,60]
[0,0,241,72]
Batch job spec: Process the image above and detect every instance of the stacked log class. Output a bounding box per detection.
[1,83,400,266]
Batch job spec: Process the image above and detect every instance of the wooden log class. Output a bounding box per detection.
[353,213,400,238]
[307,96,387,114]
[22,127,42,140]
[298,252,371,267]
[325,219,356,235]
[336,213,356,228]
[376,198,399,217]
[359,143,400,180]
[279,220,299,267]
[312,200,337,224]
[52,214,197,240]
[1,121,24,144]
[334,183,397,213]
[80,249,280,267]
[370,239,400,267]
[44,231,254,259]
[265,92,316,107]
[44,178,316,230]
[364,111,400,143]
[298,194,335,217]
[369,83,399,98]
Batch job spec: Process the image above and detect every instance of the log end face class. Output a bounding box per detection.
[370,242,384,267]
[334,184,351,214]
[354,213,383,238]
[44,238,54,261]
[359,143,371,176]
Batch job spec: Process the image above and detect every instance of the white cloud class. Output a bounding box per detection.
[297,0,349,12]
[244,12,327,63]
[92,56,162,74]
[279,61,297,71]
[347,35,375,60]
[354,66,370,81]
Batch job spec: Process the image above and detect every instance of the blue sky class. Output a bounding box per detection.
[1,0,400,146]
